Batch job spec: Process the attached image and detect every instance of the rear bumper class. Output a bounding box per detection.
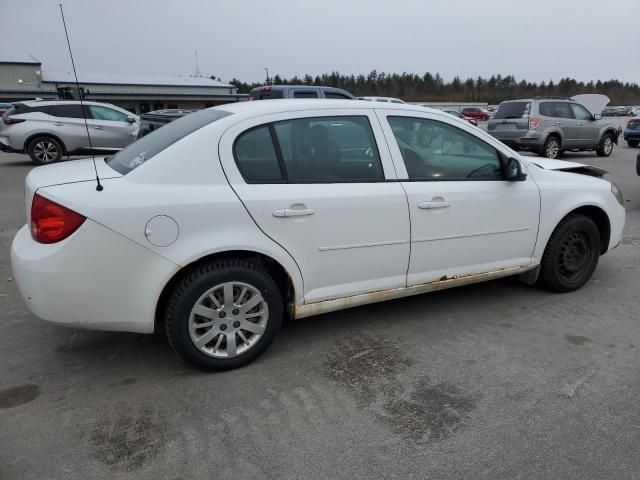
[623,129,640,141]
[0,136,22,153]
[11,220,179,334]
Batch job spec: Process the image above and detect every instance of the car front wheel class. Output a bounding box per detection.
[165,259,284,370]
[539,214,601,292]
[27,136,64,165]
[596,134,614,157]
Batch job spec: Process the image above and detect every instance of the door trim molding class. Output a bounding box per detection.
[413,226,530,244]
[318,239,408,251]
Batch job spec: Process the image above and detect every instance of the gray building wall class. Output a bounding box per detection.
[0,63,44,92]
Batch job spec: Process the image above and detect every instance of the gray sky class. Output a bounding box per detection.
[2,0,639,84]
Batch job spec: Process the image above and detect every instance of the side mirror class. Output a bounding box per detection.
[126,116,136,123]
[593,113,602,121]
[505,157,527,181]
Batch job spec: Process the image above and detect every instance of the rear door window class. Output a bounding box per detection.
[52,104,86,119]
[553,102,574,119]
[293,90,319,98]
[324,92,351,99]
[493,102,530,119]
[234,126,284,183]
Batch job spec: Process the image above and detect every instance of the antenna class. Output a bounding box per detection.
[59,3,103,192]
[194,50,201,77]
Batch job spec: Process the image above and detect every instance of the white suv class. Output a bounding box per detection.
[11,100,625,370]
[0,100,139,165]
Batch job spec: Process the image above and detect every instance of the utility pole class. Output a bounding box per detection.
[264,67,269,85]
[195,50,201,77]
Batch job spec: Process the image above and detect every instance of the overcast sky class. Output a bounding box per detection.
[2,0,639,84]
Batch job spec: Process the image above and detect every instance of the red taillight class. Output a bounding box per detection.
[3,115,25,125]
[628,120,638,128]
[529,116,542,129]
[30,193,86,244]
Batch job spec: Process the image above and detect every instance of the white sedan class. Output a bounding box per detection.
[11,100,626,370]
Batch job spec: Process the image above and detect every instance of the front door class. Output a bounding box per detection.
[377,110,540,286]
[571,102,599,148]
[219,109,411,303]
[87,105,137,149]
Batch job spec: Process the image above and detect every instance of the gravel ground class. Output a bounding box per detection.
[1,117,639,479]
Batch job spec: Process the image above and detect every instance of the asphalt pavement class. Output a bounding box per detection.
[1,117,639,479]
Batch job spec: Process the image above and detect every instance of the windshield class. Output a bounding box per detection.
[493,101,530,119]
[107,108,232,174]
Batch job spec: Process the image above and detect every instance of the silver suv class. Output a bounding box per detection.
[0,100,139,165]
[488,97,620,159]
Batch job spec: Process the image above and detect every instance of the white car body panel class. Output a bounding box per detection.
[10,100,626,334]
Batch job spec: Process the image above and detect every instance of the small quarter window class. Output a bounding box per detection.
[234,126,284,183]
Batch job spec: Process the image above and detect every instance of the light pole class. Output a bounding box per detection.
[263,67,269,85]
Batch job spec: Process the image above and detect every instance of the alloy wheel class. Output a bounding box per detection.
[33,141,59,163]
[188,281,269,358]
[545,138,559,159]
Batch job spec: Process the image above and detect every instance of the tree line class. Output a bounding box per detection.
[224,71,640,105]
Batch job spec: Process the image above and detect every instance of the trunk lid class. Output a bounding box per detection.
[488,101,531,132]
[24,157,121,222]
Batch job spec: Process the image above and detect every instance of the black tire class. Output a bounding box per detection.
[542,135,561,159]
[627,140,639,148]
[636,152,640,176]
[596,133,614,157]
[27,136,64,165]
[539,214,601,293]
[165,259,284,370]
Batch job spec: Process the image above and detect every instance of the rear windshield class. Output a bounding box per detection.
[493,102,530,119]
[107,109,231,174]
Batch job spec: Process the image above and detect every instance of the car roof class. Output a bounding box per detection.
[250,85,345,92]
[20,99,118,107]
[214,99,437,117]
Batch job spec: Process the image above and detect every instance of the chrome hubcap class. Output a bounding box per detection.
[189,282,268,358]
[604,138,613,154]
[546,139,559,158]
[33,141,58,162]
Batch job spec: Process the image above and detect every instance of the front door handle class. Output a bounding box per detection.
[53,122,64,126]
[273,207,315,217]
[418,200,450,209]
[578,122,584,126]
[555,121,563,125]
[93,126,104,130]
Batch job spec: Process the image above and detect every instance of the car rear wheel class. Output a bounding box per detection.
[165,259,284,370]
[539,214,601,292]
[27,136,64,165]
[627,140,639,148]
[543,136,561,159]
[596,133,614,157]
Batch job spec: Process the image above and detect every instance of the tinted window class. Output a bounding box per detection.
[570,103,592,121]
[52,104,85,119]
[388,116,502,181]
[89,105,128,122]
[324,92,350,99]
[493,102,530,119]
[293,91,318,98]
[553,102,573,119]
[234,126,284,183]
[539,102,554,117]
[274,116,383,182]
[391,100,404,104]
[107,108,231,174]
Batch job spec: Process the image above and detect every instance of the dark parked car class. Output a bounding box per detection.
[602,106,628,117]
[249,85,355,100]
[624,116,640,147]
[461,107,491,121]
[137,109,197,139]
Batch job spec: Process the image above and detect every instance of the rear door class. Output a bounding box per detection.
[50,104,92,151]
[218,108,411,303]
[570,103,599,147]
[544,102,579,147]
[86,105,137,149]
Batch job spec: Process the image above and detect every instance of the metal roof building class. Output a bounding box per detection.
[0,57,246,113]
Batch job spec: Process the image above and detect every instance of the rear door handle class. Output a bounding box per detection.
[53,122,64,126]
[578,122,584,126]
[418,200,450,209]
[272,208,315,217]
[93,126,104,130]
[555,121,563,125]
